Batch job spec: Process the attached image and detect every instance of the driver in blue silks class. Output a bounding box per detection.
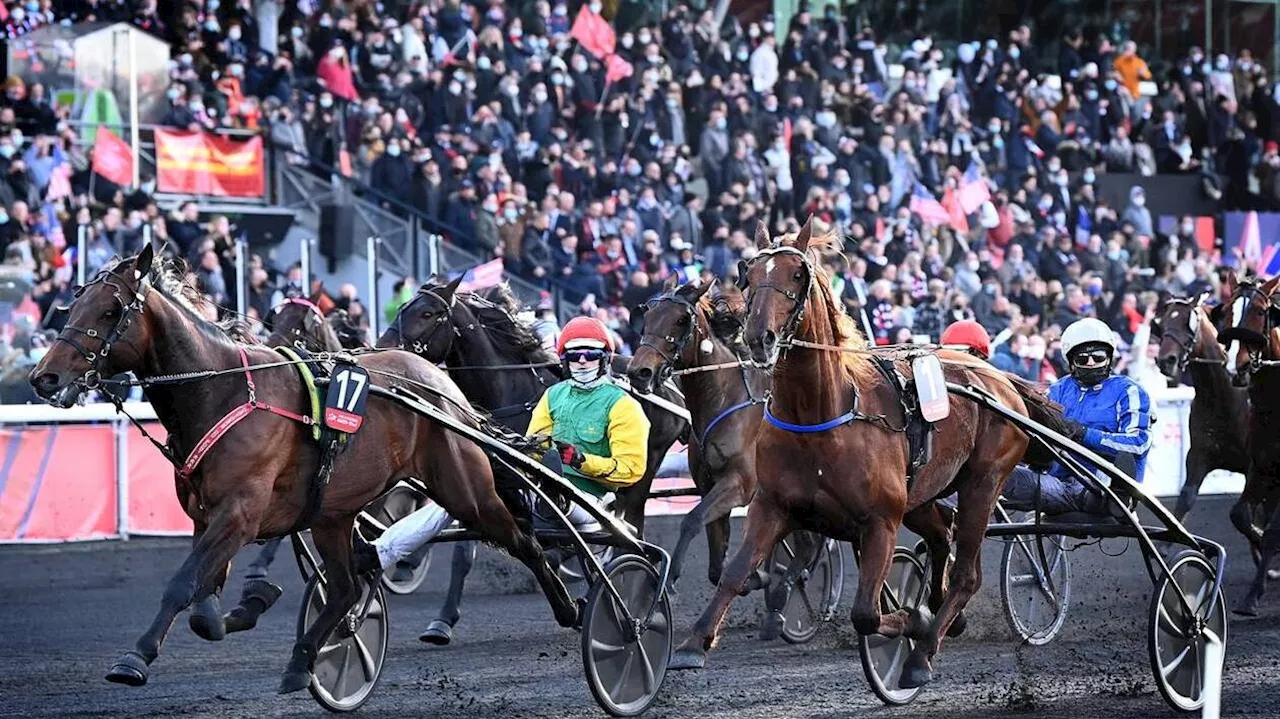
[1002,318,1153,517]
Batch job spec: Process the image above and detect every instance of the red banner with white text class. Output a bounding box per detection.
[154,129,265,197]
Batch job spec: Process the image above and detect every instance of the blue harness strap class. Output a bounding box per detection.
[698,400,762,447]
[764,396,859,433]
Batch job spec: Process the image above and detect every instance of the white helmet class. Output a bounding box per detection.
[1061,317,1117,358]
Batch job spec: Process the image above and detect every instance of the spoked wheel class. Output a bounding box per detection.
[858,547,928,706]
[767,533,845,644]
[358,484,433,595]
[297,573,390,712]
[1148,550,1227,713]
[1000,531,1072,646]
[581,555,672,717]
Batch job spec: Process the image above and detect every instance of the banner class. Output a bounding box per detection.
[91,127,134,187]
[154,129,265,198]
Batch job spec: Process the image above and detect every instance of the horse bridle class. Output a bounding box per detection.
[1220,282,1280,374]
[740,245,815,353]
[1156,298,1202,376]
[54,264,153,390]
[391,287,462,357]
[637,291,699,379]
[271,297,328,352]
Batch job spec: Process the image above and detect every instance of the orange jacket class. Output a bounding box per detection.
[1113,54,1151,98]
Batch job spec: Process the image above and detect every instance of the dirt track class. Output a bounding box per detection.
[0,495,1274,719]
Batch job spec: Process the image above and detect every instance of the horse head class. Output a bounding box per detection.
[1153,292,1209,379]
[740,217,820,366]
[266,297,338,351]
[627,274,714,393]
[31,244,159,407]
[376,274,465,361]
[1218,270,1280,387]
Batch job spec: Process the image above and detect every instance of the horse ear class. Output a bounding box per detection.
[133,243,155,282]
[1264,275,1280,296]
[754,219,771,250]
[663,274,680,292]
[439,274,464,304]
[793,215,814,253]
[1224,268,1239,297]
[680,277,714,301]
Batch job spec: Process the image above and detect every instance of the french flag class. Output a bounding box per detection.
[1241,210,1263,268]
[456,258,506,293]
[1259,243,1280,278]
[957,161,991,215]
[909,182,950,227]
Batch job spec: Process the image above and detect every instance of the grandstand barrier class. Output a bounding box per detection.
[0,385,1238,544]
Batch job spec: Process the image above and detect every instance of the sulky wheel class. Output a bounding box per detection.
[558,543,615,601]
[581,554,672,717]
[766,534,844,644]
[1148,550,1227,713]
[297,573,390,713]
[357,484,434,595]
[858,547,929,706]
[1001,532,1072,646]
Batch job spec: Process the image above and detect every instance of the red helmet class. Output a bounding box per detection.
[556,316,614,356]
[940,320,991,359]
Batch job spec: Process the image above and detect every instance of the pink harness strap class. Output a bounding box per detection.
[274,297,325,322]
[179,347,314,479]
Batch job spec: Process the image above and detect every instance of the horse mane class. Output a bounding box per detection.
[776,227,877,386]
[102,255,257,346]
[457,286,554,363]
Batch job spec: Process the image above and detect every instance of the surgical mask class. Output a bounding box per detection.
[504,208,518,221]
[1083,169,1096,184]
[190,101,205,112]
[589,2,602,14]
[570,360,606,387]
[291,26,304,39]
[1085,89,1098,101]
[229,27,241,41]
[477,56,492,71]
[1132,195,1145,207]
[1181,221,1194,234]
[533,90,548,103]
[1105,79,1117,91]
[167,88,181,101]
[638,32,652,44]
[1009,46,1020,60]
[142,181,156,194]
[736,49,749,61]
[966,260,980,271]
[0,211,11,224]
[12,8,23,21]
[449,82,462,95]
[1048,161,1061,173]
[665,97,677,108]
[715,118,726,130]
[551,74,564,86]
[482,202,498,213]
[621,35,633,48]
[386,144,401,157]
[319,96,333,108]
[1106,249,1121,260]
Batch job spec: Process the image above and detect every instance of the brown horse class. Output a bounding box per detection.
[265,297,344,352]
[1153,295,1250,522]
[1215,273,1280,615]
[669,218,1048,688]
[28,246,580,691]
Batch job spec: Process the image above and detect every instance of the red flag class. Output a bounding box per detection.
[91,127,134,187]
[942,186,969,234]
[571,5,615,60]
[457,258,505,293]
[604,54,633,84]
[957,162,992,215]
[909,183,950,226]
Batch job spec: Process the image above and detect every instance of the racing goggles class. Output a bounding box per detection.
[564,349,607,363]
[1071,348,1111,367]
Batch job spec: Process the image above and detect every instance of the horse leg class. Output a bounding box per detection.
[1173,451,1209,522]
[106,504,253,686]
[899,465,1005,690]
[1231,466,1267,562]
[188,560,231,641]
[670,497,790,670]
[224,537,286,634]
[421,541,478,645]
[669,472,746,588]
[1235,491,1280,616]
[760,530,823,641]
[849,515,923,644]
[279,517,361,694]
[903,502,965,637]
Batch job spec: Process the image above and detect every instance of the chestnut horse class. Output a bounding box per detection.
[377,278,688,644]
[1153,295,1250,522]
[670,219,1049,688]
[28,246,580,691]
[1215,273,1280,615]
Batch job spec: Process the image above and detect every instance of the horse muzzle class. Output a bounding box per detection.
[29,371,85,408]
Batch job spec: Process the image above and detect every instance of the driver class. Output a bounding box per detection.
[368,316,650,587]
[940,319,992,360]
[1001,318,1152,517]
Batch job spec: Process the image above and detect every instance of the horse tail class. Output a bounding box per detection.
[1001,372,1069,471]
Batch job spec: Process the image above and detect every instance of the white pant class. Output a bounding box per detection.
[656,452,689,479]
[373,494,607,571]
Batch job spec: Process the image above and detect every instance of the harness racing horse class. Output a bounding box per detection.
[669,218,1053,688]
[377,277,688,644]
[1153,295,1250,522]
[28,246,582,690]
[1216,273,1280,615]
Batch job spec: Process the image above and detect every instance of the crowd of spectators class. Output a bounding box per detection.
[0,1,1277,400]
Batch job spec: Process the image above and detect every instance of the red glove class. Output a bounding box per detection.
[556,441,586,470]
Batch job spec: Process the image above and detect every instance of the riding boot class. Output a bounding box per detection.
[223,579,284,634]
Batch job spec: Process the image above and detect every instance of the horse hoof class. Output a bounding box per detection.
[906,605,935,640]
[277,669,312,695]
[668,646,707,671]
[188,598,225,642]
[419,620,454,646]
[898,652,933,689]
[758,611,784,642]
[105,651,149,686]
[946,610,968,638]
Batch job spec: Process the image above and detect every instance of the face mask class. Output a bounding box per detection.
[1056,174,1068,186]
[386,144,401,157]
[1106,249,1121,260]
[167,88,181,101]
[1048,161,1061,173]
[638,33,652,44]
[736,50,749,61]
[1083,169,1096,183]
[1132,195,1145,207]
[190,101,205,113]
[482,202,498,213]
[715,118,726,130]
[503,208,518,221]
[554,6,567,16]
[510,28,523,39]
[1085,89,1098,101]
[229,27,241,41]
[749,27,760,39]
[477,56,492,71]
[621,35,633,48]
[319,17,332,28]
[319,97,333,108]
[0,211,11,224]
[449,82,462,95]
[1009,46,1021,60]
[1105,79,1117,91]
[1216,58,1229,71]
[665,97,677,108]
[589,2,602,13]
[966,260,980,271]
[11,9,24,21]
[291,26,304,39]
[142,181,156,194]
[1181,222,1194,234]
[533,91,548,103]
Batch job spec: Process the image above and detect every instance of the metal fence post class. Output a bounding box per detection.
[428,233,440,279]
[77,224,88,287]
[115,418,130,540]
[235,237,249,316]
[299,236,312,293]
[367,235,381,338]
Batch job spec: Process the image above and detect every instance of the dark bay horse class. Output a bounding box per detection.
[29,246,580,690]
[626,276,768,590]
[1153,295,1250,522]
[670,218,1051,688]
[377,277,688,644]
[1215,273,1280,615]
